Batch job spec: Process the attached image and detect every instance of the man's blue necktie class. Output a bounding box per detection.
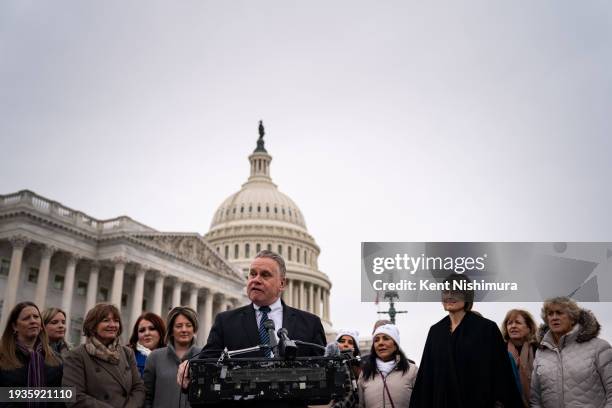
[258,306,272,358]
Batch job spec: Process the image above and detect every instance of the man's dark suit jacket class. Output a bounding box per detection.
[195,300,327,407]
[201,300,326,359]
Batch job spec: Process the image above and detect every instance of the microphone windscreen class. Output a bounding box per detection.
[263,319,275,330]
[324,342,341,357]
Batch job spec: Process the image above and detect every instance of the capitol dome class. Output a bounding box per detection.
[210,176,307,231]
[205,122,333,332]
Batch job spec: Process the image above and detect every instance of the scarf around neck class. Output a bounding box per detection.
[15,338,46,387]
[376,357,397,377]
[508,341,534,407]
[50,340,69,355]
[136,342,152,357]
[85,336,121,365]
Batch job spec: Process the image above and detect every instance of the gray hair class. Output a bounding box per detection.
[541,296,580,324]
[255,249,286,278]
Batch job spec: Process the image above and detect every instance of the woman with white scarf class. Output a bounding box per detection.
[128,312,166,377]
[358,324,418,408]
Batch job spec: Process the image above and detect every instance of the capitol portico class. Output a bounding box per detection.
[0,190,246,345]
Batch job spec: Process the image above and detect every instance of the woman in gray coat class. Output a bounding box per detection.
[144,306,201,408]
[62,303,145,408]
[530,297,612,408]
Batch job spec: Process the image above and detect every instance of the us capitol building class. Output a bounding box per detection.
[0,124,333,344]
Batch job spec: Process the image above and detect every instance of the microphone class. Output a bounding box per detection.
[325,342,359,391]
[277,328,298,360]
[262,319,278,354]
[324,342,341,357]
[325,342,356,358]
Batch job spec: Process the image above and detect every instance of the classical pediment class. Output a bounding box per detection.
[129,233,242,281]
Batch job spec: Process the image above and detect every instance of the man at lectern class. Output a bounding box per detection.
[179,250,327,408]
[203,249,326,358]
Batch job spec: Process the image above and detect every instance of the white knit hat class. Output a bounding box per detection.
[335,329,359,343]
[372,324,400,347]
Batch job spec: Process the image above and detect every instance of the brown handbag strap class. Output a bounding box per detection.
[381,373,396,408]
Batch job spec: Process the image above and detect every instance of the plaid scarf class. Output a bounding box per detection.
[15,339,46,387]
[85,336,121,365]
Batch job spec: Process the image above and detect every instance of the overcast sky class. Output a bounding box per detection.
[1,1,611,362]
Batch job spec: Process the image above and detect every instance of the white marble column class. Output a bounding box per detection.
[61,254,79,334]
[110,257,127,308]
[286,279,293,307]
[189,284,199,311]
[201,289,214,346]
[308,283,314,313]
[313,286,321,316]
[0,235,30,329]
[152,271,165,316]
[171,278,183,308]
[84,262,100,316]
[130,265,146,329]
[321,289,326,321]
[323,289,330,321]
[299,280,306,310]
[293,281,300,309]
[34,245,56,308]
[213,293,226,318]
[327,289,331,321]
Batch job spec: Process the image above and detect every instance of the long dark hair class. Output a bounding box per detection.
[128,312,166,350]
[337,334,361,357]
[362,342,409,381]
[0,301,60,369]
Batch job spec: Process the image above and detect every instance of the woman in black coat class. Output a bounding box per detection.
[0,301,63,407]
[409,274,522,408]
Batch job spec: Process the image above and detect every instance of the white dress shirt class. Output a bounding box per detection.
[253,297,283,344]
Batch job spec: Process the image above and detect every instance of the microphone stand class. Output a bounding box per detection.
[217,344,274,364]
[294,340,326,352]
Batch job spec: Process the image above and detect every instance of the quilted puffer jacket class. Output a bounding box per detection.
[530,309,612,408]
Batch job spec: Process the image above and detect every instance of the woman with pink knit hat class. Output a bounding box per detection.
[358,324,418,408]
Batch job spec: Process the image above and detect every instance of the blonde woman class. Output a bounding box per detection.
[42,307,70,358]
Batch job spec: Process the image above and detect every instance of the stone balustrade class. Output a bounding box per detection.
[0,190,155,234]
